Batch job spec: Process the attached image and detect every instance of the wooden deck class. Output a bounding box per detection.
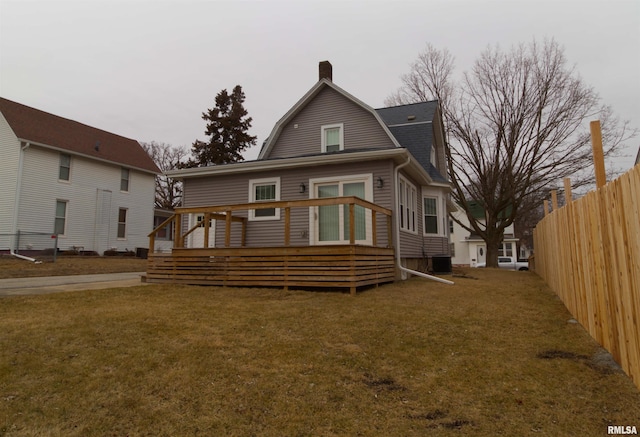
[145,197,397,294]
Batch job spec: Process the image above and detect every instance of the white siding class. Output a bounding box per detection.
[0,112,21,243]
[17,145,155,253]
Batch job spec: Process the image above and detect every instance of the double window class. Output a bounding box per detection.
[249,178,280,220]
[321,123,344,153]
[399,176,417,233]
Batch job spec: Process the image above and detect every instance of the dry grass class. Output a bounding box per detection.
[0,257,147,279]
[1,269,638,436]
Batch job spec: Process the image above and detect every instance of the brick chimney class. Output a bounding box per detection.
[319,61,332,81]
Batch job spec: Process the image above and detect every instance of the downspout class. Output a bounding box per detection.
[10,142,40,263]
[394,154,453,285]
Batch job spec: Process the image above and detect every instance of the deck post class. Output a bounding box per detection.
[372,210,377,246]
[284,207,291,246]
[349,203,355,244]
[225,211,231,247]
[175,213,182,248]
[204,213,210,248]
[241,220,247,247]
[386,215,392,248]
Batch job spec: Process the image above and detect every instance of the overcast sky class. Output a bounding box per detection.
[1,0,639,170]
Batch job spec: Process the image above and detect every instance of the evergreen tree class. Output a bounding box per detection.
[185,85,256,167]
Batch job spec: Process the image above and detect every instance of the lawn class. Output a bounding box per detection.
[0,257,148,279]
[0,269,638,436]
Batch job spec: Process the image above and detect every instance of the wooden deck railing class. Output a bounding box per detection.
[148,196,393,252]
[146,197,395,294]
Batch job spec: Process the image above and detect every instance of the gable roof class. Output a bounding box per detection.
[0,97,159,174]
[258,79,402,159]
[376,101,447,183]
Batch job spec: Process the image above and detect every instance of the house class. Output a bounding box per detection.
[149,61,452,292]
[449,201,520,267]
[0,97,159,256]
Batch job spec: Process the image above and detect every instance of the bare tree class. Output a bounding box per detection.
[388,39,636,267]
[141,141,188,209]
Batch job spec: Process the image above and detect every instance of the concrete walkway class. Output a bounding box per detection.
[0,272,147,297]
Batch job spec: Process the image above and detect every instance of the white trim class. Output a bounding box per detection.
[398,175,417,234]
[321,123,344,153]
[54,199,68,237]
[422,186,446,237]
[58,152,71,182]
[248,177,281,221]
[117,207,128,240]
[308,173,373,246]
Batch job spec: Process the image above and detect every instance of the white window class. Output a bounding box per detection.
[59,153,71,181]
[54,200,67,235]
[249,177,280,221]
[321,123,344,153]
[399,175,417,233]
[498,242,514,257]
[120,168,130,192]
[423,197,439,234]
[117,208,127,239]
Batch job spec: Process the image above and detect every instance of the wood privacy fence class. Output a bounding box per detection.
[533,164,640,389]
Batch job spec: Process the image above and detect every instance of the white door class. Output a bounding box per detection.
[189,214,215,248]
[476,245,486,266]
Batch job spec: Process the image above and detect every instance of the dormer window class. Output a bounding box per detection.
[321,123,344,153]
[430,145,436,166]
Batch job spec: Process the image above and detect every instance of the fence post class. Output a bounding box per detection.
[590,120,607,189]
[564,178,573,204]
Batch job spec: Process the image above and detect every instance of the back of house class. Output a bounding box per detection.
[168,61,453,276]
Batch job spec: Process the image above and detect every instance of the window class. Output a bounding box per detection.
[498,242,513,257]
[399,176,417,233]
[54,200,67,235]
[450,242,456,257]
[59,153,71,181]
[154,215,173,241]
[249,178,280,220]
[117,208,127,239]
[321,123,344,153]
[423,197,438,234]
[449,219,454,234]
[120,168,130,192]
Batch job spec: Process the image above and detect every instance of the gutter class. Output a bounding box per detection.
[10,143,40,263]
[394,155,453,285]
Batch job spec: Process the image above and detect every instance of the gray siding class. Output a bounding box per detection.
[182,160,394,248]
[268,87,395,159]
[396,170,450,260]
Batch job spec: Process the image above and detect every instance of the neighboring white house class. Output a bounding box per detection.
[450,201,519,267]
[0,97,159,256]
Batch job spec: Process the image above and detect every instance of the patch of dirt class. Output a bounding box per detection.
[363,373,406,391]
[536,348,624,375]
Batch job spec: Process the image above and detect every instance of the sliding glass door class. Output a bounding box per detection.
[312,175,372,245]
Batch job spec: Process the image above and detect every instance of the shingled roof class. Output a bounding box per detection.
[0,97,159,174]
[375,101,447,183]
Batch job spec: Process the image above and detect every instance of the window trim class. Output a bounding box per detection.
[54,200,68,236]
[58,153,71,182]
[398,175,417,234]
[120,168,130,192]
[321,123,344,153]
[422,189,446,237]
[248,177,281,221]
[117,208,128,240]
[309,173,373,246]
